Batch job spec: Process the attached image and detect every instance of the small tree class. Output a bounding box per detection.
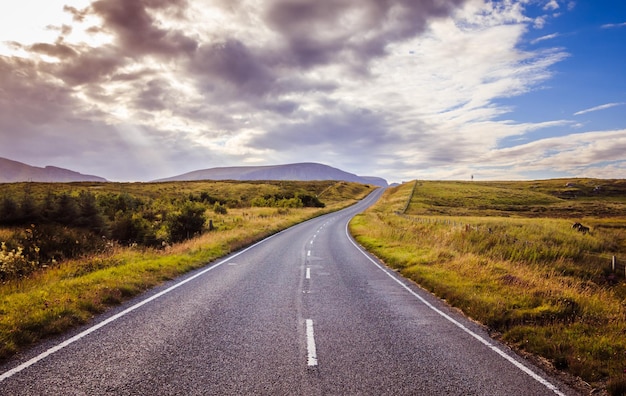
[0,196,19,225]
[51,193,79,226]
[19,192,39,223]
[76,191,104,232]
[168,202,207,243]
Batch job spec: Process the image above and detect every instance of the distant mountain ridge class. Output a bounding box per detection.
[155,162,388,187]
[0,158,387,186]
[0,157,107,183]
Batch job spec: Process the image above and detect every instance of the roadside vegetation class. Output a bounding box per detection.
[0,180,374,361]
[350,179,626,395]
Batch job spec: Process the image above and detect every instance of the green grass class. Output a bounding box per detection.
[0,180,375,361]
[350,179,626,393]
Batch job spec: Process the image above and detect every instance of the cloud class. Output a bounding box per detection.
[453,129,626,180]
[602,22,626,29]
[543,0,559,11]
[90,0,197,57]
[574,103,626,116]
[263,0,467,71]
[0,0,616,182]
[531,33,560,44]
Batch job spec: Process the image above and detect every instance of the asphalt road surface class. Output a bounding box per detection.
[0,189,580,395]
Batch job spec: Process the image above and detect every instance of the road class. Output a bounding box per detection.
[0,189,579,395]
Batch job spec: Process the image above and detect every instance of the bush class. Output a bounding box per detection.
[298,193,325,208]
[110,213,162,247]
[75,191,104,232]
[213,202,228,215]
[168,202,207,243]
[50,193,79,226]
[0,242,38,280]
[250,194,324,208]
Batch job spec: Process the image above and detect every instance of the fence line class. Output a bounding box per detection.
[401,181,418,215]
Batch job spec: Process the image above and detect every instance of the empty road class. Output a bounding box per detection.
[0,189,579,395]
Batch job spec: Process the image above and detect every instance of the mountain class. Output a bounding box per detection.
[0,157,107,183]
[155,162,388,187]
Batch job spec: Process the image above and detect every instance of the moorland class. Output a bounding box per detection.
[350,178,626,394]
[0,180,374,361]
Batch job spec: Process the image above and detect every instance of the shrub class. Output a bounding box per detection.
[298,193,325,208]
[168,202,207,243]
[50,193,79,226]
[0,242,38,280]
[0,197,19,225]
[75,191,104,232]
[213,202,228,215]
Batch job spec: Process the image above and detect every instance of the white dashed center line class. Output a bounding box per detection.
[305,319,318,366]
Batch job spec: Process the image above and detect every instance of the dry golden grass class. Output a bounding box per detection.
[351,179,626,393]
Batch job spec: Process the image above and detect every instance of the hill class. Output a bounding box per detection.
[0,157,107,183]
[154,162,388,187]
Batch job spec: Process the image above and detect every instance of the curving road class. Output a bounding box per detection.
[0,189,579,395]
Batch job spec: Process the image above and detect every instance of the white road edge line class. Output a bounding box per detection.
[0,231,284,383]
[306,267,311,279]
[344,222,567,396]
[305,319,318,366]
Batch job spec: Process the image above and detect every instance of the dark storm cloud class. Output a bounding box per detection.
[90,0,197,57]
[187,38,337,114]
[263,0,467,71]
[186,0,470,105]
[51,46,125,86]
[190,39,276,97]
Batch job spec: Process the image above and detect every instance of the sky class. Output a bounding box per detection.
[0,0,624,183]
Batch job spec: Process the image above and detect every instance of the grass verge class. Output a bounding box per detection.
[350,180,626,394]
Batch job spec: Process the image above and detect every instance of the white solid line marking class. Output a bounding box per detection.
[306,267,311,279]
[0,231,285,383]
[344,222,567,396]
[305,319,318,366]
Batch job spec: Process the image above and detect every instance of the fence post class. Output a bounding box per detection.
[612,255,616,272]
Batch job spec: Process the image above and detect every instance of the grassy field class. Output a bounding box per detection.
[350,179,626,395]
[0,180,375,362]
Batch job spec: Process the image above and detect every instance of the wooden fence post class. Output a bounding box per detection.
[612,255,616,272]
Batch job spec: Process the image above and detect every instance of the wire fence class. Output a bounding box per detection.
[400,180,418,214]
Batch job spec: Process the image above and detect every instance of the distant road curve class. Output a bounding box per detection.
[0,189,579,395]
